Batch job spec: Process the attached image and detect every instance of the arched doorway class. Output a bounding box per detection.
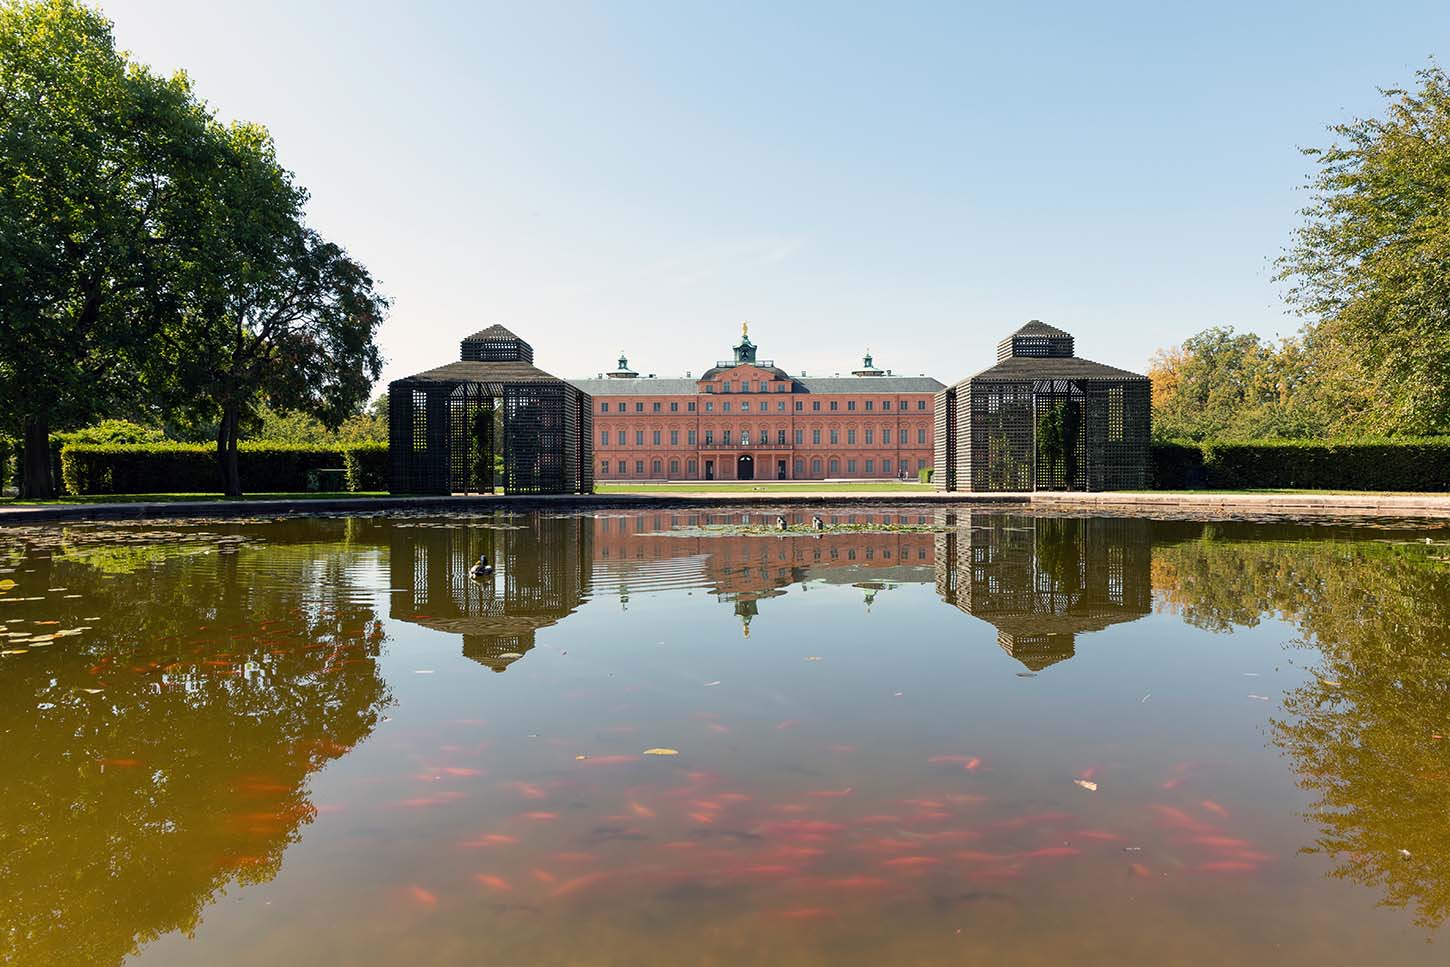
[737,454,754,481]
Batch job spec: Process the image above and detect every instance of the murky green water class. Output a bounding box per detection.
[2,508,1449,965]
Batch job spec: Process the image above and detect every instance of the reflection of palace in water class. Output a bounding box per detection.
[386,511,937,666]
[386,510,1152,673]
[935,514,1152,670]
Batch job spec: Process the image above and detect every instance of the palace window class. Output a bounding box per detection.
[670,430,679,445]
[865,400,873,410]
[670,458,680,475]
[865,429,873,444]
[795,401,803,411]
[617,431,625,445]
[811,458,822,476]
[882,428,891,444]
[652,430,661,445]
[636,460,644,474]
[777,429,786,445]
[704,431,714,445]
[865,459,874,474]
[723,402,731,413]
[813,401,821,411]
[794,429,803,444]
[847,401,856,411]
[829,458,840,474]
[883,400,892,410]
[722,430,732,444]
[688,401,696,412]
[653,402,661,412]
[636,402,644,412]
[830,430,839,444]
[918,428,926,444]
[600,401,609,413]
[847,429,856,444]
[599,430,608,445]
[741,401,750,411]
[847,460,857,473]
[883,459,892,474]
[688,429,697,445]
[705,401,713,412]
[812,429,821,444]
[670,401,678,412]
[829,401,838,411]
[635,431,644,445]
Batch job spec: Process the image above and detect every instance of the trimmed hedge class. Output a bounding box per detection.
[0,437,10,494]
[61,442,387,495]
[343,442,388,492]
[1151,438,1450,491]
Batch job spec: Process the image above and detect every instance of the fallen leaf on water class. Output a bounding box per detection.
[804,656,824,662]
[414,670,435,675]
[1,649,28,656]
[1247,694,1270,701]
[79,688,104,694]
[1073,778,1099,792]
[643,748,679,756]
[498,653,524,660]
[703,681,722,687]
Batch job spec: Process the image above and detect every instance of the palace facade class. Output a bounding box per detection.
[569,326,943,481]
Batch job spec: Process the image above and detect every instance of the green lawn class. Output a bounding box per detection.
[595,481,935,494]
[0,491,389,506]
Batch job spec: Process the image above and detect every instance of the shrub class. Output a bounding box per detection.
[1150,442,1206,489]
[60,442,376,495]
[918,467,934,484]
[0,437,10,494]
[343,443,388,492]
[1151,439,1450,491]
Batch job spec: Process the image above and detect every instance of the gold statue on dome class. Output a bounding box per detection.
[742,320,749,338]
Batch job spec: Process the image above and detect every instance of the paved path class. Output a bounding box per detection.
[4,489,1450,524]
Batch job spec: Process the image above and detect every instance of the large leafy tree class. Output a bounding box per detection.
[154,122,388,496]
[1280,64,1450,435]
[1147,326,1329,440]
[0,0,213,497]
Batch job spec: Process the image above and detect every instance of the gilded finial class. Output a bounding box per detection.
[742,320,749,338]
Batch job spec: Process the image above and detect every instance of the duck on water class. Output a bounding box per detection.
[469,554,494,579]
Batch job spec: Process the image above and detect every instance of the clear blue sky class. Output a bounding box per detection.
[99,0,1448,388]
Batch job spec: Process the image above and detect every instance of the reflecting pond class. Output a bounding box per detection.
[2,508,1449,965]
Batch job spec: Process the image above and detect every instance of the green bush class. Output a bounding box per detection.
[1151,442,1206,489]
[60,442,378,495]
[0,437,10,494]
[343,443,388,492]
[1151,439,1450,491]
[918,467,934,484]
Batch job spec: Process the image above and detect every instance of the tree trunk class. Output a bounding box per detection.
[19,416,54,500]
[216,402,243,498]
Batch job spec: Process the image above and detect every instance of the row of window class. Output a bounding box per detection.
[702,379,787,394]
[600,398,931,414]
[599,428,931,447]
[599,457,930,477]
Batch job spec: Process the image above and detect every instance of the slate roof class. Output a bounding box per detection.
[404,361,568,384]
[463,324,524,342]
[964,356,1148,384]
[1012,320,1072,339]
[568,375,945,395]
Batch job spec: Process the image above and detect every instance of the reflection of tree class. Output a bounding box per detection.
[0,533,391,967]
[1156,534,1450,929]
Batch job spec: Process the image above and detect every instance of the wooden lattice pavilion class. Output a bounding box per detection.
[934,322,1150,491]
[388,325,593,494]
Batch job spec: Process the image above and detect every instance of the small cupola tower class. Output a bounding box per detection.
[606,352,639,378]
[852,349,885,377]
[733,321,757,364]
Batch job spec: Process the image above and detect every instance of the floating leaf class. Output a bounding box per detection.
[804,656,824,662]
[498,652,524,659]
[643,748,679,756]
[1073,778,1099,792]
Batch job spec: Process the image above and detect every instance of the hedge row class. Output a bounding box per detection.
[61,442,389,495]
[1151,439,1450,491]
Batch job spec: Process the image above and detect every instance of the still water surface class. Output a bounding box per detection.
[2,508,1449,965]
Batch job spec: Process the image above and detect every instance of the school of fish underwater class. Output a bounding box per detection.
[3,506,1449,965]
